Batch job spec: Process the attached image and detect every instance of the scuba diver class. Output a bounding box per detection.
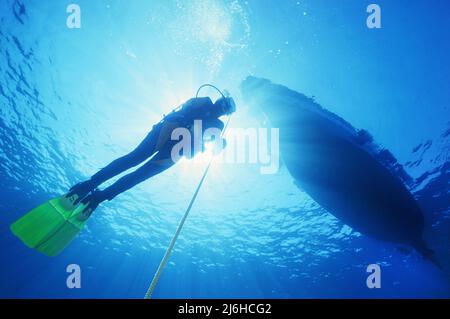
[10,86,236,256]
[68,93,235,218]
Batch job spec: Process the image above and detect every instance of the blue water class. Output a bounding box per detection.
[0,0,449,298]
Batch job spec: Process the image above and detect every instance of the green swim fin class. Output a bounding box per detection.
[10,195,90,257]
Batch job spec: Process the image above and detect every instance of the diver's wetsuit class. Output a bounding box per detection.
[84,97,224,201]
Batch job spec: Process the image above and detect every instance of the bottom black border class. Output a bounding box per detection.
[1,299,449,317]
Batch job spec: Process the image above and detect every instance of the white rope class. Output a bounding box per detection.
[144,117,231,299]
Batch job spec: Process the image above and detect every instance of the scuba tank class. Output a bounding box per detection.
[156,84,235,127]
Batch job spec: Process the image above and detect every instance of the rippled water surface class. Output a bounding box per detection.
[0,0,449,298]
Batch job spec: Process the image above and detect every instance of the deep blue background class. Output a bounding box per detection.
[0,0,449,298]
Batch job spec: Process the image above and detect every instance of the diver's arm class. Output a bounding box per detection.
[202,118,227,153]
[180,97,215,120]
[204,117,225,130]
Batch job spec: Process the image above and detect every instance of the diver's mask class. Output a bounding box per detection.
[196,84,236,116]
[216,90,236,115]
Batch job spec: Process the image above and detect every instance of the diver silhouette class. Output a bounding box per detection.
[67,94,236,217]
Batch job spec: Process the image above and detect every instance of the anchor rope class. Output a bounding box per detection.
[144,86,231,299]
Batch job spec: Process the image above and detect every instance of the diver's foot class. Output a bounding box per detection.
[66,180,95,205]
[77,206,95,222]
[77,189,106,220]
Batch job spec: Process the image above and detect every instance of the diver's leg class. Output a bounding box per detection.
[99,146,176,201]
[90,131,159,186]
[68,126,161,201]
